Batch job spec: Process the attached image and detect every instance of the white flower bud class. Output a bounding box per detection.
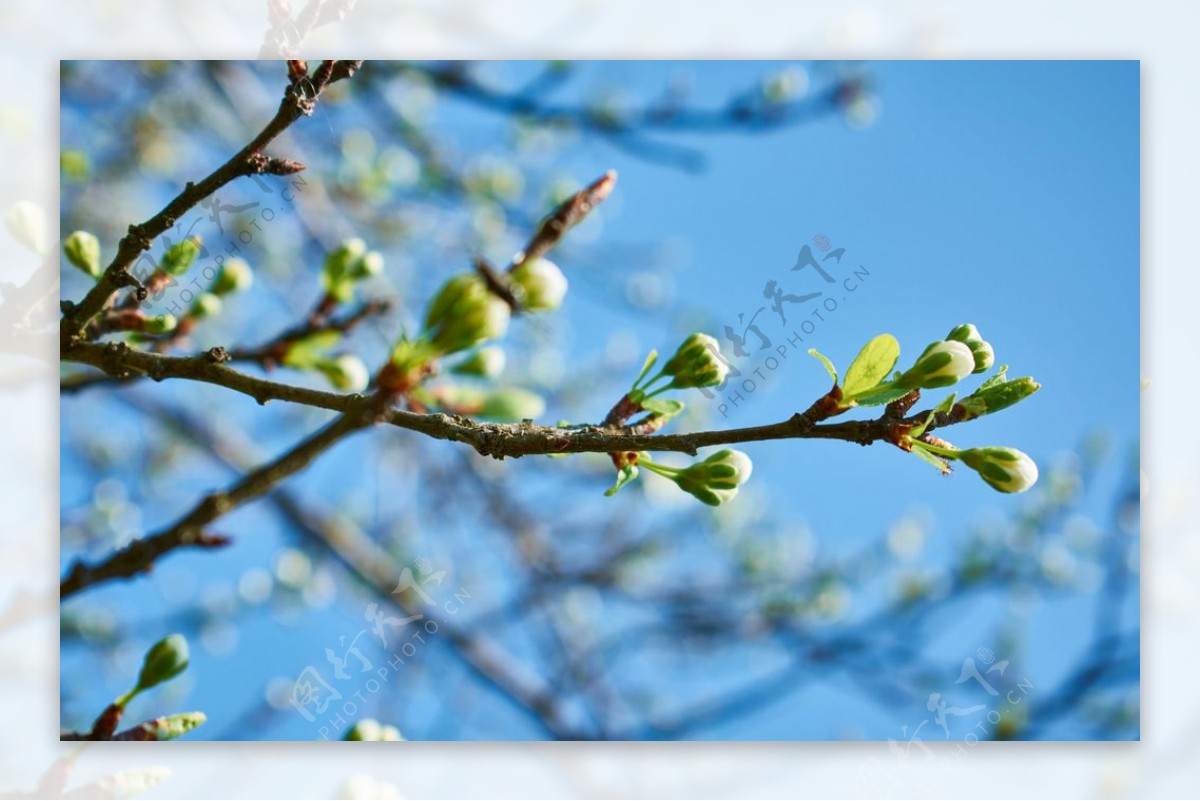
[661,333,729,390]
[64,230,102,278]
[143,314,178,335]
[189,292,222,319]
[452,346,506,378]
[211,257,253,296]
[480,387,545,421]
[945,323,994,373]
[675,448,753,506]
[318,355,370,392]
[960,447,1039,493]
[5,200,47,255]
[899,340,975,389]
[510,257,568,311]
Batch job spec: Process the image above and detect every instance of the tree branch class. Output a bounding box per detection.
[60,403,373,599]
[59,60,363,344]
[63,339,967,463]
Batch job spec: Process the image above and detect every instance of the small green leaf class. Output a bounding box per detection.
[847,384,911,407]
[933,392,957,415]
[160,237,201,276]
[807,348,838,383]
[910,444,951,474]
[283,331,342,369]
[978,365,1009,391]
[640,398,685,421]
[632,349,659,390]
[842,334,900,398]
[604,464,639,496]
[909,411,936,439]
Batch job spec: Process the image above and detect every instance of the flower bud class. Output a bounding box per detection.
[344,719,404,741]
[322,239,382,301]
[423,273,511,355]
[660,333,729,390]
[143,314,178,335]
[434,384,487,412]
[761,66,807,103]
[147,711,207,741]
[325,238,366,278]
[957,377,1041,420]
[897,340,975,389]
[133,634,189,697]
[966,339,994,373]
[211,257,253,296]
[317,355,370,392]
[358,250,384,278]
[451,346,506,378]
[64,230,102,279]
[160,237,201,276]
[480,387,545,421]
[945,323,981,344]
[945,324,993,373]
[509,257,568,311]
[189,292,222,320]
[344,719,380,741]
[675,449,753,506]
[5,200,47,254]
[960,447,1039,493]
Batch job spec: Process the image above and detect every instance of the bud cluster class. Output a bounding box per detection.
[321,238,384,303]
[421,273,512,356]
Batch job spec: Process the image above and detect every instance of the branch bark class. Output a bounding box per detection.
[63,339,967,462]
[60,404,373,599]
[59,60,363,344]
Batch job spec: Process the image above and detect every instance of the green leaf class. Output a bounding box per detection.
[160,237,201,276]
[910,444,951,474]
[847,383,911,407]
[933,392,957,415]
[807,348,838,383]
[283,331,342,369]
[631,349,659,390]
[909,411,936,439]
[604,464,639,497]
[842,334,900,398]
[978,365,1009,391]
[640,398,685,421]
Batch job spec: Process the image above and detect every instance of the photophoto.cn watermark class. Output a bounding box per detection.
[696,233,873,418]
[286,556,471,739]
[134,171,309,322]
[857,646,1035,797]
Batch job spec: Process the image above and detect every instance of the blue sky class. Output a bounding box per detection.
[61,60,1139,740]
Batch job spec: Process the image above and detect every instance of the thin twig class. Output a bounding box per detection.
[60,403,374,599]
[63,339,966,461]
[60,60,363,344]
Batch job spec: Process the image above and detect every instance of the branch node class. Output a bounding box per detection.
[206,346,231,363]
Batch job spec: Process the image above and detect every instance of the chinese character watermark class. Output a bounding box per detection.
[286,557,471,739]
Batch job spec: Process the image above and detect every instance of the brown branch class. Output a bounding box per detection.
[63,339,968,463]
[511,170,617,269]
[62,298,391,395]
[124,394,589,738]
[59,60,363,344]
[60,402,374,599]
